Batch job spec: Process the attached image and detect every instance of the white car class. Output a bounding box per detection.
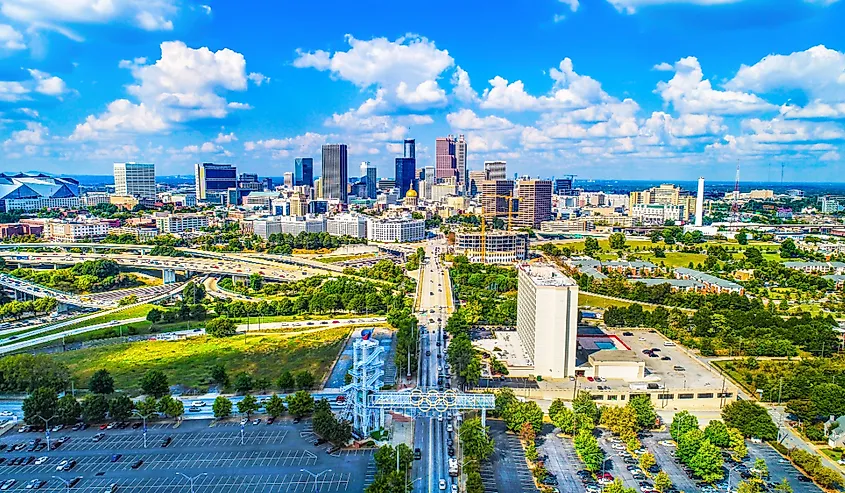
[611,443,626,450]
[55,459,69,471]
[451,485,458,493]
[34,456,48,465]
[240,418,248,425]
[658,440,676,447]
[191,401,205,407]
[439,479,447,490]
[446,424,453,433]
[0,411,13,417]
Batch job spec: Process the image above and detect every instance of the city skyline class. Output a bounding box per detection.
[1,0,844,182]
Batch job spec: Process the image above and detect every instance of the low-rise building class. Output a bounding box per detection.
[0,222,43,239]
[327,213,368,238]
[674,267,745,295]
[630,203,686,225]
[784,261,845,275]
[44,220,111,242]
[453,230,529,264]
[154,212,209,234]
[252,215,326,239]
[80,192,111,207]
[367,215,425,243]
[109,226,159,241]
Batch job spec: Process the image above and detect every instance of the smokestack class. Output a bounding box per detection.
[695,177,705,227]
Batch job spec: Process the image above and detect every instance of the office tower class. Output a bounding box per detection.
[554,176,575,195]
[113,162,155,199]
[194,163,237,200]
[238,173,261,191]
[294,158,314,187]
[314,177,323,199]
[516,262,578,378]
[435,136,457,181]
[630,183,696,222]
[361,162,377,199]
[283,172,294,187]
[455,134,467,194]
[695,177,705,227]
[395,139,416,199]
[468,170,488,197]
[515,179,553,228]
[481,180,515,220]
[262,177,273,191]
[484,161,507,181]
[321,144,348,203]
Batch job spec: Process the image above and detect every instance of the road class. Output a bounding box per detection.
[412,239,452,493]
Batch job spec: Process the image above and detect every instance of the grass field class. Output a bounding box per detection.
[579,292,636,309]
[53,326,351,393]
[315,253,376,264]
[230,313,365,324]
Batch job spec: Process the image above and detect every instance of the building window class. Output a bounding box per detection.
[591,395,603,401]
[607,395,618,401]
[678,393,694,399]
[697,393,714,399]
[657,394,674,400]
[717,392,733,399]
[619,395,626,400]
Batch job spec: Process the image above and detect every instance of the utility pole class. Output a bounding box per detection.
[34,414,57,452]
[175,472,207,493]
[133,410,154,448]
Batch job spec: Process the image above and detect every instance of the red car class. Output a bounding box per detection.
[602,473,613,480]
[587,376,594,382]
[99,424,108,430]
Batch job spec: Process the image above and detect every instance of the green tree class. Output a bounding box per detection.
[206,317,237,337]
[670,410,699,441]
[721,400,777,440]
[459,417,494,461]
[584,237,600,257]
[266,394,286,418]
[504,400,543,433]
[146,307,163,324]
[286,390,314,418]
[22,387,58,425]
[573,390,601,424]
[210,364,228,387]
[729,427,748,460]
[628,394,657,429]
[135,396,158,417]
[549,399,575,434]
[639,452,656,472]
[237,394,259,418]
[249,273,263,291]
[277,371,295,391]
[465,468,484,493]
[295,371,315,390]
[139,369,169,398]
[736,231,748,245]
[603,479,637,493]
[162,396,184,419]
[689,440,724,483]
[494,388,517,417]
[574,428,605,472]
[55,394,82,425]
[108,395,134,421]
[88,369,115,395]
[810,383,845,419]
[752,457,769,479]
[212,396,232,419]
[653,471,672,492]
[772,478,793,493]
[704,419,731,448]
[609,233,627,250]
[82,393,109,422]
[233,373,253,394]
[779,238,800,258]
[677,429,704,463]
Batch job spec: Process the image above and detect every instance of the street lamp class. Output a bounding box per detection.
[726,463,741,493]
[300,468,332,492]
[133,410,155,448]
[34,414,58,452]
[52,476,70,493]
[175,472,207,493]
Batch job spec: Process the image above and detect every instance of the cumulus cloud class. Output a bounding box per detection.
[293,34,454,113]
[451,66,478,103]
[71,41,256,140]
[0,23,25,50]
[214,132,237,144]
[248,72,269,86]
[656,56,775,115]
[27,69,66,96]
[446,109,516,131]
[0,69,67,102]
[3,121,47,147]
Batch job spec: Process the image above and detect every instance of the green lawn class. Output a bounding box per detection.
[230,313,368,324]
[579,293,636,309]
[821,448,844,462]
[315,253,376,264]
[52,326,351,393]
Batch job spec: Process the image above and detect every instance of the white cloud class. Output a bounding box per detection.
[0,23,25,50]
[480,76,541,111]
[248,72,269,86]
[0,0,178,37]
[553,14,567,22]
[653,62,674,71]
[3,121,47,147]
[27,69,66,96]
[244,132,328,158]
[72,41,255,140]
[293,34,453,112]
[656,56,775,115]
[607,0,754,15]
[741,117,845,143]
[559,0,580,11]
[451,66,478,103]
[0,80,28,102]
[446,109,516,131]
[820,150,841,161]
[214,132,237,144]
[200,4,212,15]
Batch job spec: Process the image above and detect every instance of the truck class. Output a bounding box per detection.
[448,458,458,477]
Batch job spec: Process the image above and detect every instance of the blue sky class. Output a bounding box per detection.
[1,0,844,182]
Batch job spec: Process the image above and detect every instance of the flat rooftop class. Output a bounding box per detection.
[519,262,576,287]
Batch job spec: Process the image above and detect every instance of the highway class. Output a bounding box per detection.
[412,239,454,493]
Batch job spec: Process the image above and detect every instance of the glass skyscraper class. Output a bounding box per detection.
[294,157,314,187]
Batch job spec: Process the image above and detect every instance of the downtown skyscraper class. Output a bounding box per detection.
[435,135,457,181]
[395,138,416,199]
[294,157,314,187]
[321,144,348,203]
[456,134,467,194]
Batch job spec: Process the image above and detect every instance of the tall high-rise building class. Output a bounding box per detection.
[294,158,314,187]
[359,162,377,199]
[395,139,416,199]
[238,173,261,191]
[314,177,323,199]
[455,134,467,194]
[113,162,155,199]
[283,172,294,187]
[515,179,553,228]
[554,176,575,195]
[321,144,348,203]
[481,180,515,220]
[194,163,237,200]
[468,170,488,197]
[435,136,457,181]
[484,161,507,181]
[516,263,578,378]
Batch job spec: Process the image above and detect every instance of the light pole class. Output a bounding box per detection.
[133,410,154,448]
[34,414,57,452]
[175,472,207,493]
[52,476,70,493]
[726,463,741,493]
[300,468,332,492]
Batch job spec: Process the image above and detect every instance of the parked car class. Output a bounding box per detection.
[130,459,144,469]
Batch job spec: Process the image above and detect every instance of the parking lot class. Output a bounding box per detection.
[0,418,372,493]
[479,420,538,493]
[537,426,585,493]
[747,441,824,493]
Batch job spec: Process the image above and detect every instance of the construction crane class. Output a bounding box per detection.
[480,194,515,263]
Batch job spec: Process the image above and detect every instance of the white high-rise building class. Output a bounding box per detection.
[327,213,368,238]
[484,161,507,181]
[113,162,156,199]
[516,262,578,379]
[695,177,705,227]
[456,134,467,194]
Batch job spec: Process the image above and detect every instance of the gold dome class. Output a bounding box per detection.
[405,188,418,198]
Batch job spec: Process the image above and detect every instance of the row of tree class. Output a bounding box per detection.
[0,297,58,320]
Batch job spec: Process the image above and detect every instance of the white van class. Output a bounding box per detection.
[663,341,676,347]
